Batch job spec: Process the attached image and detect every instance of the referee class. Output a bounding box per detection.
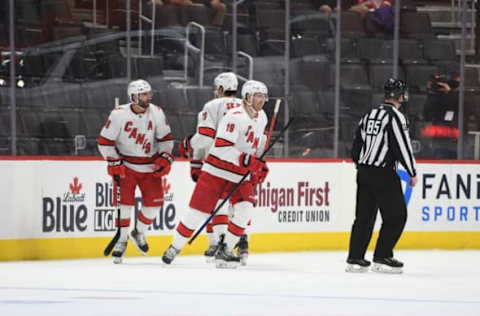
[346,78,417,274]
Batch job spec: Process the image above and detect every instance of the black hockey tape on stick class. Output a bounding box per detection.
[103,175,121,256]
[187,118,294,245]
[265,98,281,150]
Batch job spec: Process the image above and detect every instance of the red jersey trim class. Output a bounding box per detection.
[98,136,115,146]
[214,138,234,147]
[228,221,245,236]
[156,133,173,142]
[212,214,229,225]
[198,127,215,138]
[138,211,154,225]
[177,221,194,238]
[121,154,159,165]
[115,218,131,228]
[205,154,248,176]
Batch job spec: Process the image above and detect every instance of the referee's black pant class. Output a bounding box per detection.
[348,166,407,260]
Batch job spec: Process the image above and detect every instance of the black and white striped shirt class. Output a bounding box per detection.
[351,102,417,177]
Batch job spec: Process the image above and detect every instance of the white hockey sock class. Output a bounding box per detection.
[224,201,252,251]
[118,205,133,242]
[136,206,158,233]
[207,231,217,246]
[171,208,208,250]
[213,223,227,242]
[224,231,241,252]
[212,200,229,244]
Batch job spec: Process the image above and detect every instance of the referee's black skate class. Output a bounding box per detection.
[345,258,371,273]
[372,257,403,274]
[215,242,240,269]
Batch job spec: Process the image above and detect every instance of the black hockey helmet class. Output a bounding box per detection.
[384,78,409,102]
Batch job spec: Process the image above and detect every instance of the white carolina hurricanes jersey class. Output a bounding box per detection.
[97,103,173,173]
[190,96,243,161]
[203,105,268,182]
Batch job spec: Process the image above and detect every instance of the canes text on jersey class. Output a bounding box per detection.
[244,125,260,149]
[124,120,153,154]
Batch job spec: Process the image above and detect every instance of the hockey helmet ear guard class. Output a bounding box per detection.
[241,80,269,102]
[384,78,408,102]
[127,79,152,102]
[214,72,238,93]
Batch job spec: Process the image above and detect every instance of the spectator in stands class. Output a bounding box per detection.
[424,71,480,127]
[421,72,477,158]
[312,0,356,13]
[423,72,460,123]
[158,0,226,27]
[349,0,391,19]
[311,0,336,13]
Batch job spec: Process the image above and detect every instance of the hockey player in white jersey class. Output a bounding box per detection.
[98,79,174,264]
[162,80,269,268]
[178,72,244,262]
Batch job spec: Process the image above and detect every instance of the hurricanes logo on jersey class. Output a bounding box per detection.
[244,125,260,149]
[124,121,152,154]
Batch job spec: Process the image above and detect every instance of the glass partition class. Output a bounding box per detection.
[0,0,478,159]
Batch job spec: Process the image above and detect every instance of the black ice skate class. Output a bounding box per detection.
[372,257,403,274]
[215,242,240,269]
[345,258,371,273]
[130,228,149,255]
[204,244,219,263]
[112,241,128,264]
[161,245,180,264]
[234,234,249,266]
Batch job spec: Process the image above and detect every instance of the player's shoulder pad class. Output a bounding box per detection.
[203,98,218,110]
[149,103,166,115]
[110,104,129,116]
[223,106,244,122]
[115,104,129,110]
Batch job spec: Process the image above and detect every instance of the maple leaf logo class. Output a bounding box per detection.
[69,177,82,194]
[162,177,170,194]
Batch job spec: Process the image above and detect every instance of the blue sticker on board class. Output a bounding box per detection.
[397,169,413,205]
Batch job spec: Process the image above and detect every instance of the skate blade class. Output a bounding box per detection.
[215,259,238,269]
[205,256,215,264]
[113,256,123,264]
[239,254,248,266]
[131,244,147,256]
[345,264,369,273]
[161,256,173,265]
[129,239,148,256]
[371,263,403,274]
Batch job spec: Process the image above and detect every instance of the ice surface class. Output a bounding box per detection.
[0,250,479,316]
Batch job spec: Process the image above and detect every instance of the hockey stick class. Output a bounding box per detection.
[187,118,294,245]
[103,175,121,256]
[243,99,282,227]
[265,98,281,149]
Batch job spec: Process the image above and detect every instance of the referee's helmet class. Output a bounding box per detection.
[384,78,409,102]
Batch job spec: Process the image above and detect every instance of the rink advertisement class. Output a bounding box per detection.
[0,158,479,260]
[0,160,354,239]
[0,159,195,239]
[410,164,480,230]
[250,160,355,233]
